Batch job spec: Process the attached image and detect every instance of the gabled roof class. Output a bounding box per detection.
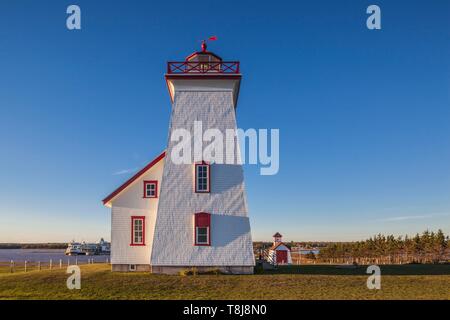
[270,242,291,251]
[102,151,165,206]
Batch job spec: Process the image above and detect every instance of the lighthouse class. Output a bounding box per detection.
[103,42,255,274]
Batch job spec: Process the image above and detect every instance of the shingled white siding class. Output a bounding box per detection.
[110,159,164,265]
[150,90,254,267]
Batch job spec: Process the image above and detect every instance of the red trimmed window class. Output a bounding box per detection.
[194,212,211,246]
[195,162,210,193]
[130,216,145,246]
[143,180,158,198]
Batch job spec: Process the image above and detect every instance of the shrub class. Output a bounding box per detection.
[178,267,224,276]
[178,267,198,276]
[254,264,264,274]
[202,268,221,275]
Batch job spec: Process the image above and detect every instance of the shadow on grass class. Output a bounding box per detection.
[258,264,450,276]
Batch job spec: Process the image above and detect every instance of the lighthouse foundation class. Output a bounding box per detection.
[111,264,254,274]
[150,265,254,275]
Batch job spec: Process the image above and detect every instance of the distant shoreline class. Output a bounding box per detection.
[0,241,327,250]
[0,243,67,249]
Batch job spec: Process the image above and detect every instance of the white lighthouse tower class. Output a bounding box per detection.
[103,42,254,274]
[150,42,254,274]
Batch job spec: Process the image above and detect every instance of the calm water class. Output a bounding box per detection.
[0,249,109,263]
[298,249,320,255]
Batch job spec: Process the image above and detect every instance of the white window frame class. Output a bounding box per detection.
[143,181,157,198]
[195,226,209,245]
[133,218,144,245]
[195,164,210,193]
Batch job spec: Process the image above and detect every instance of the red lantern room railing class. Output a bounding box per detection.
[166,40,240,74]
[167,61,240,74]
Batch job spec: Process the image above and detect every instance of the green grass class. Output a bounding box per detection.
[263,264,450,275]
[0,264,449,300]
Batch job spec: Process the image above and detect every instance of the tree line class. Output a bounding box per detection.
[318,229,449,264]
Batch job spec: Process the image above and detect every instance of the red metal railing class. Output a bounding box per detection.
[167,61,240,74]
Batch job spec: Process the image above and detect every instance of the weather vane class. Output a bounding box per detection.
[201,36,217,52]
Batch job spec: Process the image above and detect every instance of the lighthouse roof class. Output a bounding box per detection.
[185,50,222,61]
[273,232,282,238]
[185,40,222,61]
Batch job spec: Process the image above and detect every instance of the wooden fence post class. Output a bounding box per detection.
[24,260,27,272]
[75,258,78,265]
[10,260,14,273]
[49,259,52,270]
[38,261,41,271]
[67,258,70,267]
[59,259,62,269]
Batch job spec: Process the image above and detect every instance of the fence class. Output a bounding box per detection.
[255,250,449,266]
[290,252,449,265]
[0,257,110,274]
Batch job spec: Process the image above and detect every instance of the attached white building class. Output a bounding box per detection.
[103,44,255,274]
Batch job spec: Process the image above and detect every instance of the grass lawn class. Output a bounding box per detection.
[0,264,449,300]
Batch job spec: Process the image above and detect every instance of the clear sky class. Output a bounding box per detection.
[0,0,449,243]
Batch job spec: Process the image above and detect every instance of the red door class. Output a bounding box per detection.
[276,250,288,264]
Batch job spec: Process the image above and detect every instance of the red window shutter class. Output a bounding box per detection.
[194,212,211,246]
[195,212,211,227]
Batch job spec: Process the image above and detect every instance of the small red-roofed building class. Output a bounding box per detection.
[268,232,292,265]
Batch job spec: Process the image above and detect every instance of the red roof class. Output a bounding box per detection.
[102,151,165,206]
[273,232,282,238]
[185,50,222,61]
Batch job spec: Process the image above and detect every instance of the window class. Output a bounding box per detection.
[143,180,158,198]
[130,216,145,246]
[129,264,137,271]
[195,162,210,193]
[196,227,209,244]
[194,212,211,246]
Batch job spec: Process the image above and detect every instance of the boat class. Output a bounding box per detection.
[65,238,111,256]
[98,238,111,255]
[81,242,98,255]
[65,241,83,255]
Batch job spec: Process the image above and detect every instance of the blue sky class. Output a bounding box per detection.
[0,0,449,242]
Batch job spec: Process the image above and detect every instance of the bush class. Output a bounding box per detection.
[202,268,222,275]
[254,264,264,274]
[179,268,197,276]
[305,252,316,260]
[178,267,223,276]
